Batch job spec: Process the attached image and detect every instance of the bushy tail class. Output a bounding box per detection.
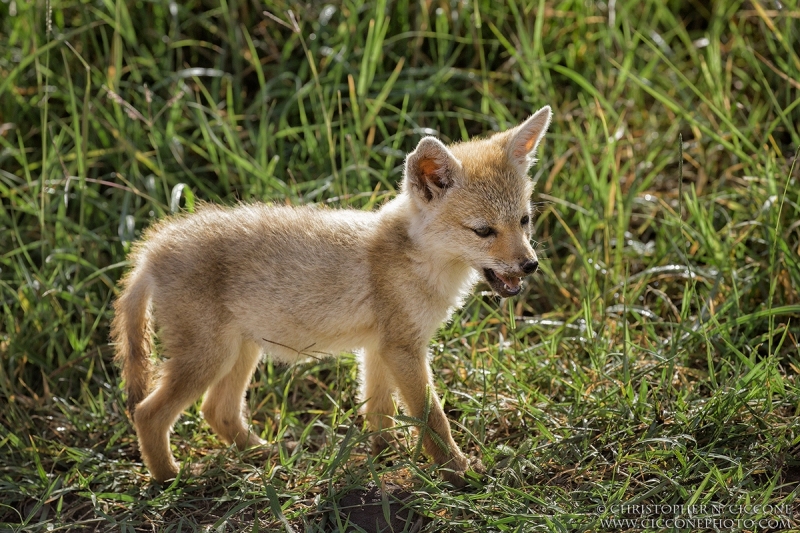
[111,266,154,420]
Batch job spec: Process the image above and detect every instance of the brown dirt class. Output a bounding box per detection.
[336,482,430,532]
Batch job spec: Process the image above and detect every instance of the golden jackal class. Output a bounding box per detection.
[112,106,551,486]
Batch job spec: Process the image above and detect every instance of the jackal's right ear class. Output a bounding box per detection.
[404,137,462,202]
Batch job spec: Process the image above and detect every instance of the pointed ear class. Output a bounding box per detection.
[506,106,552,172]
[404,137,461,202]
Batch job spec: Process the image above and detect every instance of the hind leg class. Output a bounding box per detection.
[133,333,239,482]
[202,339,264,449]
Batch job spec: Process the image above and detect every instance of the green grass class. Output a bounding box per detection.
[1,0,799,531]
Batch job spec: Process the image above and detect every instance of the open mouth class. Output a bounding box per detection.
[483,268,523,297]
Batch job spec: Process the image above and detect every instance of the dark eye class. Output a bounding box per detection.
[521,215,530,226]
[473,226,495,238]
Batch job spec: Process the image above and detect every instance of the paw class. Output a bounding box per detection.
[440,455,485,488]
[371,431,399,457]
[469,456,486,475]
[149,461,180,483]
[241,440,283,462]
[229,428,266,450]
[440,467,467,488]
[244,433,267,449]
[438,453,469,487]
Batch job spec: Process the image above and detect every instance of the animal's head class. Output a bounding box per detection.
[402,106,551,297]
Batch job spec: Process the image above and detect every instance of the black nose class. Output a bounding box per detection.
[521,260,539,274]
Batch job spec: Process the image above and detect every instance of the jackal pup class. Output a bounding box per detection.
[112,106,552,486]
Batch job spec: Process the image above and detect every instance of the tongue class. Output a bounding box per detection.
[495,272,521,290]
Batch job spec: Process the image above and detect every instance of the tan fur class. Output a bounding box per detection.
[111,106,552,486]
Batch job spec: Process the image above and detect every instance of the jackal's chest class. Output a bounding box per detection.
[401,270,479,339]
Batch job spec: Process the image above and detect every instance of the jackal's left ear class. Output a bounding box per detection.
[506,106,552,173]
[404,136,462,202]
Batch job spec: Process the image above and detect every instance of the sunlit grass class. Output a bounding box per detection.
[1,0,799,531]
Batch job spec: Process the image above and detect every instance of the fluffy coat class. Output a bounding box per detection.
[111,106,552,486]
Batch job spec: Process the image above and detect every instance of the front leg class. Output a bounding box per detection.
[380,341,470,486]
[360,348,398,455]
